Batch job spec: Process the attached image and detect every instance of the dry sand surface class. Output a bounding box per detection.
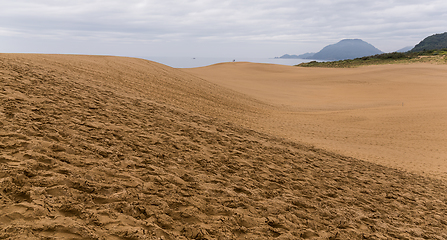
[1,54,447,239]
[184,62,447,179]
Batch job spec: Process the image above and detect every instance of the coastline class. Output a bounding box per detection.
[140,56,317,68]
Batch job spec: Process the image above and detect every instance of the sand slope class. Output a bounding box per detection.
[184,62,447,179]
[1,54,447,239]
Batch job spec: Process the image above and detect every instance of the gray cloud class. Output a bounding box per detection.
[1,0,447,57]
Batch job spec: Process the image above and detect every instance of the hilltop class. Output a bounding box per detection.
[276,39,382,61]
[276,53,316,59]
[298,32,447,68]
[1,54,447,239]
[411,32,447,52]
[309,39,383,60]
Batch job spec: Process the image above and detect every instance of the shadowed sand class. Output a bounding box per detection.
[184,62,447,179]
[1,54,447,239]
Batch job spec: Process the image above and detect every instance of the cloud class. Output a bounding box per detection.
[1,0,447,56]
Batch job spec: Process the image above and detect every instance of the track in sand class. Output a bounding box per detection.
[1,54,447,239]
[185,62,447,179]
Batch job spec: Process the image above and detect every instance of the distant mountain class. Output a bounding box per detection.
[296,52,315,58]
[411,32,447,52]
[308,39,383,60]
[395,46,413,53]
[276,52,315,59]
[276,54,299,59]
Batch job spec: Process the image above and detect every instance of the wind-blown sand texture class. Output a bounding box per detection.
[185,63,447,179]
[1,54,447,239]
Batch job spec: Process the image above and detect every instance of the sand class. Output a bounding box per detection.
[1,54,447,239]
[184,62,447,179]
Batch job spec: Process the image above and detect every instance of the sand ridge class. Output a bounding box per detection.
[1,54,447,239]
[184,62,447,179]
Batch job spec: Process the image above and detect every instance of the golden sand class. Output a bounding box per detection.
[1,54,447,239]
[184,62,447,179]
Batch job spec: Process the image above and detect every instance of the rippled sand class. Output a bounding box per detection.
[1,54,447,239]
[185,62,447,179]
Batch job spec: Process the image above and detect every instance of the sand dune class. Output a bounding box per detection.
[184,62,447,179]
[1,54,447,239]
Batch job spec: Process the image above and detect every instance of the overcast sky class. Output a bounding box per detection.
[1,0,447,58]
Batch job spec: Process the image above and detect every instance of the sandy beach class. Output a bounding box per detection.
[1,54,447,239]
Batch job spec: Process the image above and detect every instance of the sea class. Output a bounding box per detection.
[139,56,315,68]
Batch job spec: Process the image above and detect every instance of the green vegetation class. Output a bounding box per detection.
[299,32,447,68]
[411,32,447,52]
[297,49,447,68]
